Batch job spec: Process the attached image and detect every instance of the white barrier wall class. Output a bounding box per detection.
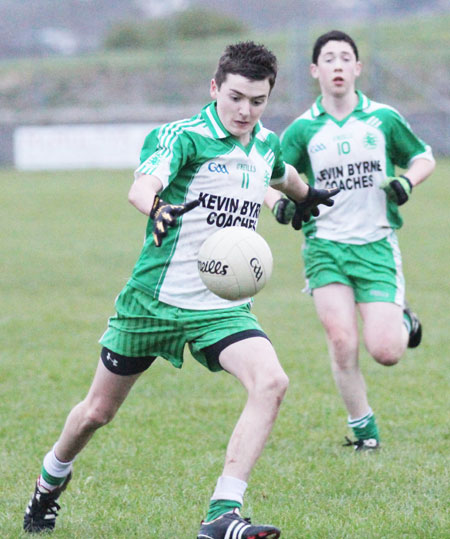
[14,123,159,170]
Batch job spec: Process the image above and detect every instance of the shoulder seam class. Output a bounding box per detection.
[157,116,207,156]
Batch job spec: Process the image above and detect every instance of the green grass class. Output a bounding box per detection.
[1,161,449,537]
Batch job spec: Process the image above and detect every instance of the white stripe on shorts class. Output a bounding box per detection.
[386,231,405,307]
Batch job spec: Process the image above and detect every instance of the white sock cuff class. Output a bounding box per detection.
[43,444,74,478]
[211,475,248,505]
[348,407,373,427]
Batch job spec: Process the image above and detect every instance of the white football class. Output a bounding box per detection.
[198,227,273,300]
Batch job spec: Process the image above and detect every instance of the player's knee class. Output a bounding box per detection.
[367,337,402,366]
[83,401,117,430]
[371,346,401,366]
[274,371,289,398]
[269,371,289,402]
[255,369,289,402]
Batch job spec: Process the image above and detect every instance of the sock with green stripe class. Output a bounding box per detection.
[205,499,242,522]
[39,446,73,491]
[403,310,412,333]
[205,475,247,522]
[348,409,380,442]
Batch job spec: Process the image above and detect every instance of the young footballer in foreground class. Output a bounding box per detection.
[268,30,435,450]
[23,42,338,538]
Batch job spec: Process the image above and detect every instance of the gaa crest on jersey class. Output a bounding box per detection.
[208,162,229,174]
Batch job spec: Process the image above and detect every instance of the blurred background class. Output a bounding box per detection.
[1,0,449,169]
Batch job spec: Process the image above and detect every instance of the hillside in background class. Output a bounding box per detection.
[0,0,447,58]
[1,13,448,112]
[0,7,449,158]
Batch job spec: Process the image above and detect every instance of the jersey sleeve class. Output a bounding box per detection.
[280,119,310,174]
[385,110,434,169]
[267,132,287,185]
[134,124,194,190]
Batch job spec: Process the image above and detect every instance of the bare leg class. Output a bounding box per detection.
[359,301,408,366]
[55,359,143,462]
[313,284,369,419]
[218,337,289,482]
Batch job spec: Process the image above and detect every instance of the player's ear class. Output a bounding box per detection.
[210,79,218,99]
[355,60,362,77]
[310,63,319,79]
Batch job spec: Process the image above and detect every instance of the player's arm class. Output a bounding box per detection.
[403,157,435,187]
[129,173,199,247]
[381,157,436,206]
[264,186,296,225]
[267,164,309,222]
[128,173,163,215]
[270,164,339,229]
[273,163,309,200]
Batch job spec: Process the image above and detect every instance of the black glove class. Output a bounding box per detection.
[380,175,412,206]
[291,186,340,230]
[150,195,200,247]
[272,197,296,225]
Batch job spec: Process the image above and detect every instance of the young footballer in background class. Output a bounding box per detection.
[268,30,435,451]
[23,42,338,538]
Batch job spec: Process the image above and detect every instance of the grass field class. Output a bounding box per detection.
[1,161,449,537]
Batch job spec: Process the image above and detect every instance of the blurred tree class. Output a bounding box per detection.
[103,21,150,49]
[174,6,247,38]
[103,6,247,50]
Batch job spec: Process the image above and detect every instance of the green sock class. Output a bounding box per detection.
[205,499,241,522]
[348,410,380,442]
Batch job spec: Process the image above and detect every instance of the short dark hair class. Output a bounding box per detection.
[312,30,359,64]
[214,41,278,91]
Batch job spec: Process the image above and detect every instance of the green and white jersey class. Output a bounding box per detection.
[128,101,287,310]
[281,91,434,244]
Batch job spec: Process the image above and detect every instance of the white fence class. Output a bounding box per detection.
[14,123,158,170]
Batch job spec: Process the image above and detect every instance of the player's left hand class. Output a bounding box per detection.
[272,197,296,225]
[380,175,413,206]
[150,195,200,247]
[291,186,340,230]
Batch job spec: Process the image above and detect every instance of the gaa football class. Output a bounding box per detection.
[197,227,273,300]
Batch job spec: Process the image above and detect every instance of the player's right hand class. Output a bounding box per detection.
[291,186,340,230]
[380,175,412,206]
[150,195,200,247]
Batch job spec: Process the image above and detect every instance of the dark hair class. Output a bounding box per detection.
[214,41,278,91]
[312,30,359,64]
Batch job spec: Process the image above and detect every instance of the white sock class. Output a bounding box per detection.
[40,444,73,490]
[403,314,412,333]
[211,475,247,505]
[348,407,373,428]
[38,477,55,492]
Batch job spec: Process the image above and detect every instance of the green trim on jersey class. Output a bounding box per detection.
[281,91,434,244]
[130,102,287,310]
